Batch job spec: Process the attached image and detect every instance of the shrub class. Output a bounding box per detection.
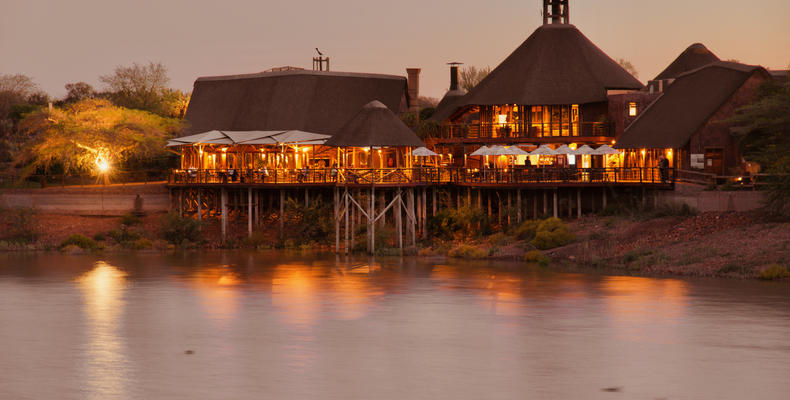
[0,207,38,244]
[92,232,106,242]
[623,248,653,264]
[60,234,98,250]
[128,238,153,250]
[447,244,489,259]
[242,231,271,249]
[758,264,789,280]
[160,212,202,245]
[717,263,750,275]
[530,218,574,250]
[284,198,332,245]
[108,227,142,244]
[488,232,510,247]
[523,250,550,266]
[427,206,490,239]
[120,213,142,226]
[511,219,541,241]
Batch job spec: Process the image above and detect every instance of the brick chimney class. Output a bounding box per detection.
[543,0,569,25]
[406,68,421,113]
[448,62,462,91]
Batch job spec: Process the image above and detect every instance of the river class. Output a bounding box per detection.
[0,251,788,399]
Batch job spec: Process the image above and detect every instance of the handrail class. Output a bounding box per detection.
[166,167,676,186]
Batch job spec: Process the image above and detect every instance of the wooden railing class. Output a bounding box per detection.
[168,167,675,186]
[437,122,613,140]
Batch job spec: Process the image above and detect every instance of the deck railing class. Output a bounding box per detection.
[168,167,675,186]
[437,122,613,140]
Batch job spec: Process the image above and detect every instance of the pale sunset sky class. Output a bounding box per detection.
[2,0,789,100]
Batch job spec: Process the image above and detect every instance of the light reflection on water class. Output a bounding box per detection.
[0,252,789,400]
[75,262,129,400]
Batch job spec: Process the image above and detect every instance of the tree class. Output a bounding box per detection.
[459,66,491,92]
[0,74,39,122]
[12,98,181,178]
[617,58,639,79]
[64,82,96,103]
[100,62,183,117]
[731,72,790,217]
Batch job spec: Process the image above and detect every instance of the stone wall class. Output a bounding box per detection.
[0,183,169,216]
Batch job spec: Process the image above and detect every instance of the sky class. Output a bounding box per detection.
[2,0,789,100]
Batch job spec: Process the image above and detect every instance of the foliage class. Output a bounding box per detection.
[128,238,153,250]
[60,234,98,250]
[0,74,39,119]
[108,226,142,244]
[459,66,491,92]
[0,207,38,244]
[243,231,271,249]
[417,96,439,108]
[530,218,574,250]
[488,232,510,247]
[120,213,141,226]
[100,62,189,117]
[419,107,435,120]
[448,243,489,259]
[616,58,639,78]
[159,212,202,245]
[758,264,789,280]
[524,250,550,266]
[731,74,790,217]
[511,219,541,240]
[64,82,95,103]
[12,98,181,177]
[427,206,489,240]
[284,198,332,245]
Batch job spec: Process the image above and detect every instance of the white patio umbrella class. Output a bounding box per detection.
[529,145,557,156]
[470,146,491,156]
[486,145,530,156]
[554,144,577,155]
[574,145,595,155]
[591,144,621,155]
[412,146,438,156]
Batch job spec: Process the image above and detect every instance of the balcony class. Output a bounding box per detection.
[436,122,614,141]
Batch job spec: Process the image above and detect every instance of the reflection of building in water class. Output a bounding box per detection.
[189,265,242,329]
[601,276,688,342]
[75,262,129,400]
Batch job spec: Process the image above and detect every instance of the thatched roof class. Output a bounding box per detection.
[182,70,409,136]
[324,100,424,147]
[654,43,720,81]
[616,62,769,149]
[433,24,642,122]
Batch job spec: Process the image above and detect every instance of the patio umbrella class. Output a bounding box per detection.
[574,145,595,155]
[529,145,557,156]
[412,146,438,156]
[591,144,621,155]
[554,144,577,155]
[500,145,530,155]
[470,146,491,156]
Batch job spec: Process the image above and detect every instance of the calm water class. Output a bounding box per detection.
[1,252,789,400]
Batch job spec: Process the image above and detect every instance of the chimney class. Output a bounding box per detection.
[406,68,421,113]
[448,62,463,91]
[543,0,569,25]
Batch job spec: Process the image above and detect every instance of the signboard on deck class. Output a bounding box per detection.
[690,153,704,169]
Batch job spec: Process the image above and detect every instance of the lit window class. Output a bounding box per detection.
[498,114,507,124]
[628,102,637,117]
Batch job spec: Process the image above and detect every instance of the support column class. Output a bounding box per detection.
[178,189,183,217]
[407,188,416,247]
[517,189,522,223]
[553,189,558,218]
[247,187,252,238]
[543,190,548,217]
[378,191,386,228]
[602,188,607,211]
[335,187,340,253]
[507,190,512,226]
[197,189,202,224]
[345,187,350,254]
[396,189,403,253]
[568,191,572,217]
[577,188,582,219]
[221,188,227,242]
[369,186,375,254]
[422,188,427,237]
[533,192,538,219]
[279,189,285,240]
[432,188,437,216]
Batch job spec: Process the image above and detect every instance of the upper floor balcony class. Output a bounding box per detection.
[435,122,614,142]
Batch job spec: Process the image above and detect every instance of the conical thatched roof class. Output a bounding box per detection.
[654,43,720,81]
[324,100,425,147]
[454,24,642,109]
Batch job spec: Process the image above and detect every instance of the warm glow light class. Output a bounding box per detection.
[221,147,227,152]
[641,149,646,156]
[95,156,110,173]
[667,149,673,158]
[363,147,370,152]
[498,114,507,124]
[611,140,616,145]
[302,147,309,153]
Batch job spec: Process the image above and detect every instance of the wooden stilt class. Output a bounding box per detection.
[533,192,538,219]
[407,188,416,247]
[335,187,340,253]
[602,188,607,211]
[422,188,427,237]
[507,190,512,226]
[221,188,227,242]
[568,191,572,217]
[197,189,202,224]
[553,189,558,218]
[432,188,437,216]
[178,189,183,217]
[467,187,471,207]
[279,189,285,240]
[247,187,252,238]
[345,186,350,254]
[397,189,403,254]
[517,189,522,223]
[543,190,548,217]
[577,188,582,219]
[369,186,375,254]
[378,191,386,228]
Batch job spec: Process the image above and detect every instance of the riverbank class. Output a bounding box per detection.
[1,207,788,280]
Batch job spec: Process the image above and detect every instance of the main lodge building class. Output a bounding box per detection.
[167,0,784,249]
